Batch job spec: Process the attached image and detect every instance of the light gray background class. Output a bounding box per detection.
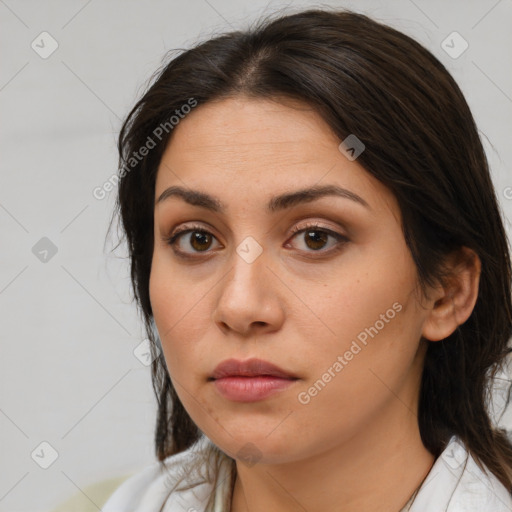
[1,0,511,510]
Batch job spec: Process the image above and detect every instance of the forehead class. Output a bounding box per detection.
[155,96,398,216]
[159,96,338,166]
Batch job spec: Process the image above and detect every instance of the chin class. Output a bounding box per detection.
[207,427,303,465]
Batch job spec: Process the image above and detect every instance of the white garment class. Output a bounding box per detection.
[102,432,512,512]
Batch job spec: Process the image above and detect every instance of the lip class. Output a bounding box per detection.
[210,358,298,379]
[209,358,299,402]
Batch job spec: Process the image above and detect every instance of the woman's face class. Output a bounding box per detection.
[150,96,432,464]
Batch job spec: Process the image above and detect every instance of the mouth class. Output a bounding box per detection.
[209,358,300,402]
[209,357,299,380]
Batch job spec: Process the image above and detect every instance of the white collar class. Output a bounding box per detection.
[410,435,512,511]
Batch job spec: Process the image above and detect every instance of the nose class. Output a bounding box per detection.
[212,246,285,336]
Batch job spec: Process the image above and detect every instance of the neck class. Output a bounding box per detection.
[230,398,434,512]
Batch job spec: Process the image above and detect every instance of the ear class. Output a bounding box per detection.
[421,247,482,342]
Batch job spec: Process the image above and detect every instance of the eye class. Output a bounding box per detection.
[164,224,221,257]
[163,221,348,259]
[285,222,348,255]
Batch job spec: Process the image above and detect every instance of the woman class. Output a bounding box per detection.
[102,7,512,512]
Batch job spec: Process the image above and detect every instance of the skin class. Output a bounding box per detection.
[149,96,481,512]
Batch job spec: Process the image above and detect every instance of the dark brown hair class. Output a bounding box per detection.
[108,7,512,490]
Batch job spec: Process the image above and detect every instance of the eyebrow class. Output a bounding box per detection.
[155,184,371,213]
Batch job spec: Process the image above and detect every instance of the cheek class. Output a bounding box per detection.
[318,237,418,348]
[149,257,199,374]
[149,254,223,401]
[301,235,423,399]
[292,298,422,452]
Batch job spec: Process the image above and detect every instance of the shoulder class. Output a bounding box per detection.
[410,436,512,512]
[451,439,512,512]
[102,435,235,512]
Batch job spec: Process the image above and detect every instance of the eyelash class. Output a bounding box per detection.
[163,222,349,259]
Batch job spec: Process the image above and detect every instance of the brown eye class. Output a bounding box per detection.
[164,221,348,260]
[287,222,348,254]
[164,224,221,256]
